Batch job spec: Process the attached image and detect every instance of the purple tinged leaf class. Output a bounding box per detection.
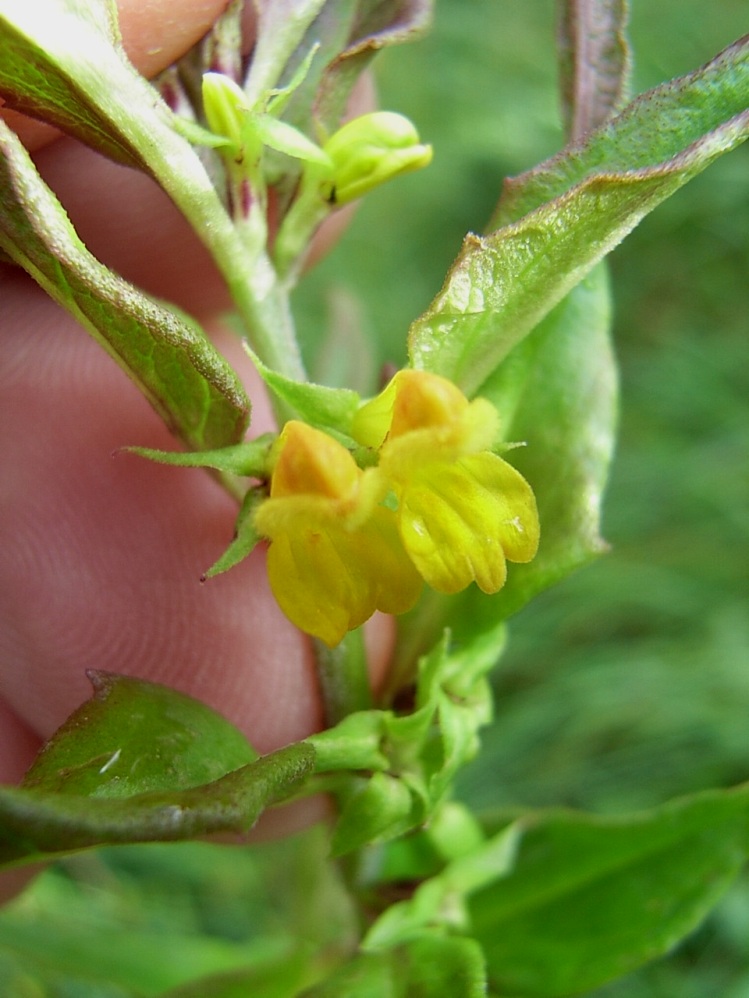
[557,0,631,141]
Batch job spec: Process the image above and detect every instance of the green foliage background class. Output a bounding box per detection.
[1,1,748,995]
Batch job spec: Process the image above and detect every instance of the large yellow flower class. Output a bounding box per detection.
[254,421,422,647]
[353,370,540,595]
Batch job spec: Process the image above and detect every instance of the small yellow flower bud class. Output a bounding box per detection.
[202,72,247,153]
[320,111,432,204]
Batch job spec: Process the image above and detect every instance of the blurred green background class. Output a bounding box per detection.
[2,2,748,995]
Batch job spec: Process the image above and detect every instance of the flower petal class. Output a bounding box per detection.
[263,508,421,647]
[397,454,539,595]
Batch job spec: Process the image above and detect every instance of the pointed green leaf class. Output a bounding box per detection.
[0,120,250,449]
[409,36,749,395]
[495,33,749,226]
[470,785,749,996]
[0,0,147,169]
[0,0,271,363]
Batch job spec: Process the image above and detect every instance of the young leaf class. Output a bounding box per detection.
[409,35,749,395]
[469,785,749,996]
[0,120,250,450]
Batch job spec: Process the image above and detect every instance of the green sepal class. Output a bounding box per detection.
[250,112,332,167]
[203,487,265,579]
[126,435,275,478]
[249,346,361,435]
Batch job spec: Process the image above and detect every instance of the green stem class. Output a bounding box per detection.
[314,628,372,727]
[135,121,307,409]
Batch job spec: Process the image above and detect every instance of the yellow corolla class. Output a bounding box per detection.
[352,370,540,595]
[254,420,422,647]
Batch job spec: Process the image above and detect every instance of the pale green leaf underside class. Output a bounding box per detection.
[0,120,249,449]
[409,36,749,395]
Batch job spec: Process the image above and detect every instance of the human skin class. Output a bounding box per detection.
[0,0,389,897]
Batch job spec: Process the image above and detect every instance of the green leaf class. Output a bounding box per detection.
[449,263,617,633]
[22,671,258,799]
[0,0,149,169]
[0,744,314,869]
[1,674,315,868]
[469,785,749,996]
[0,120,250,450]
[300,933,486,998]
[0,0,292,383]
[408,35,749,395]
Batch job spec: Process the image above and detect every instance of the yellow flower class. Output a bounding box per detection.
[353,370,540,595]
[254,421,422,646]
